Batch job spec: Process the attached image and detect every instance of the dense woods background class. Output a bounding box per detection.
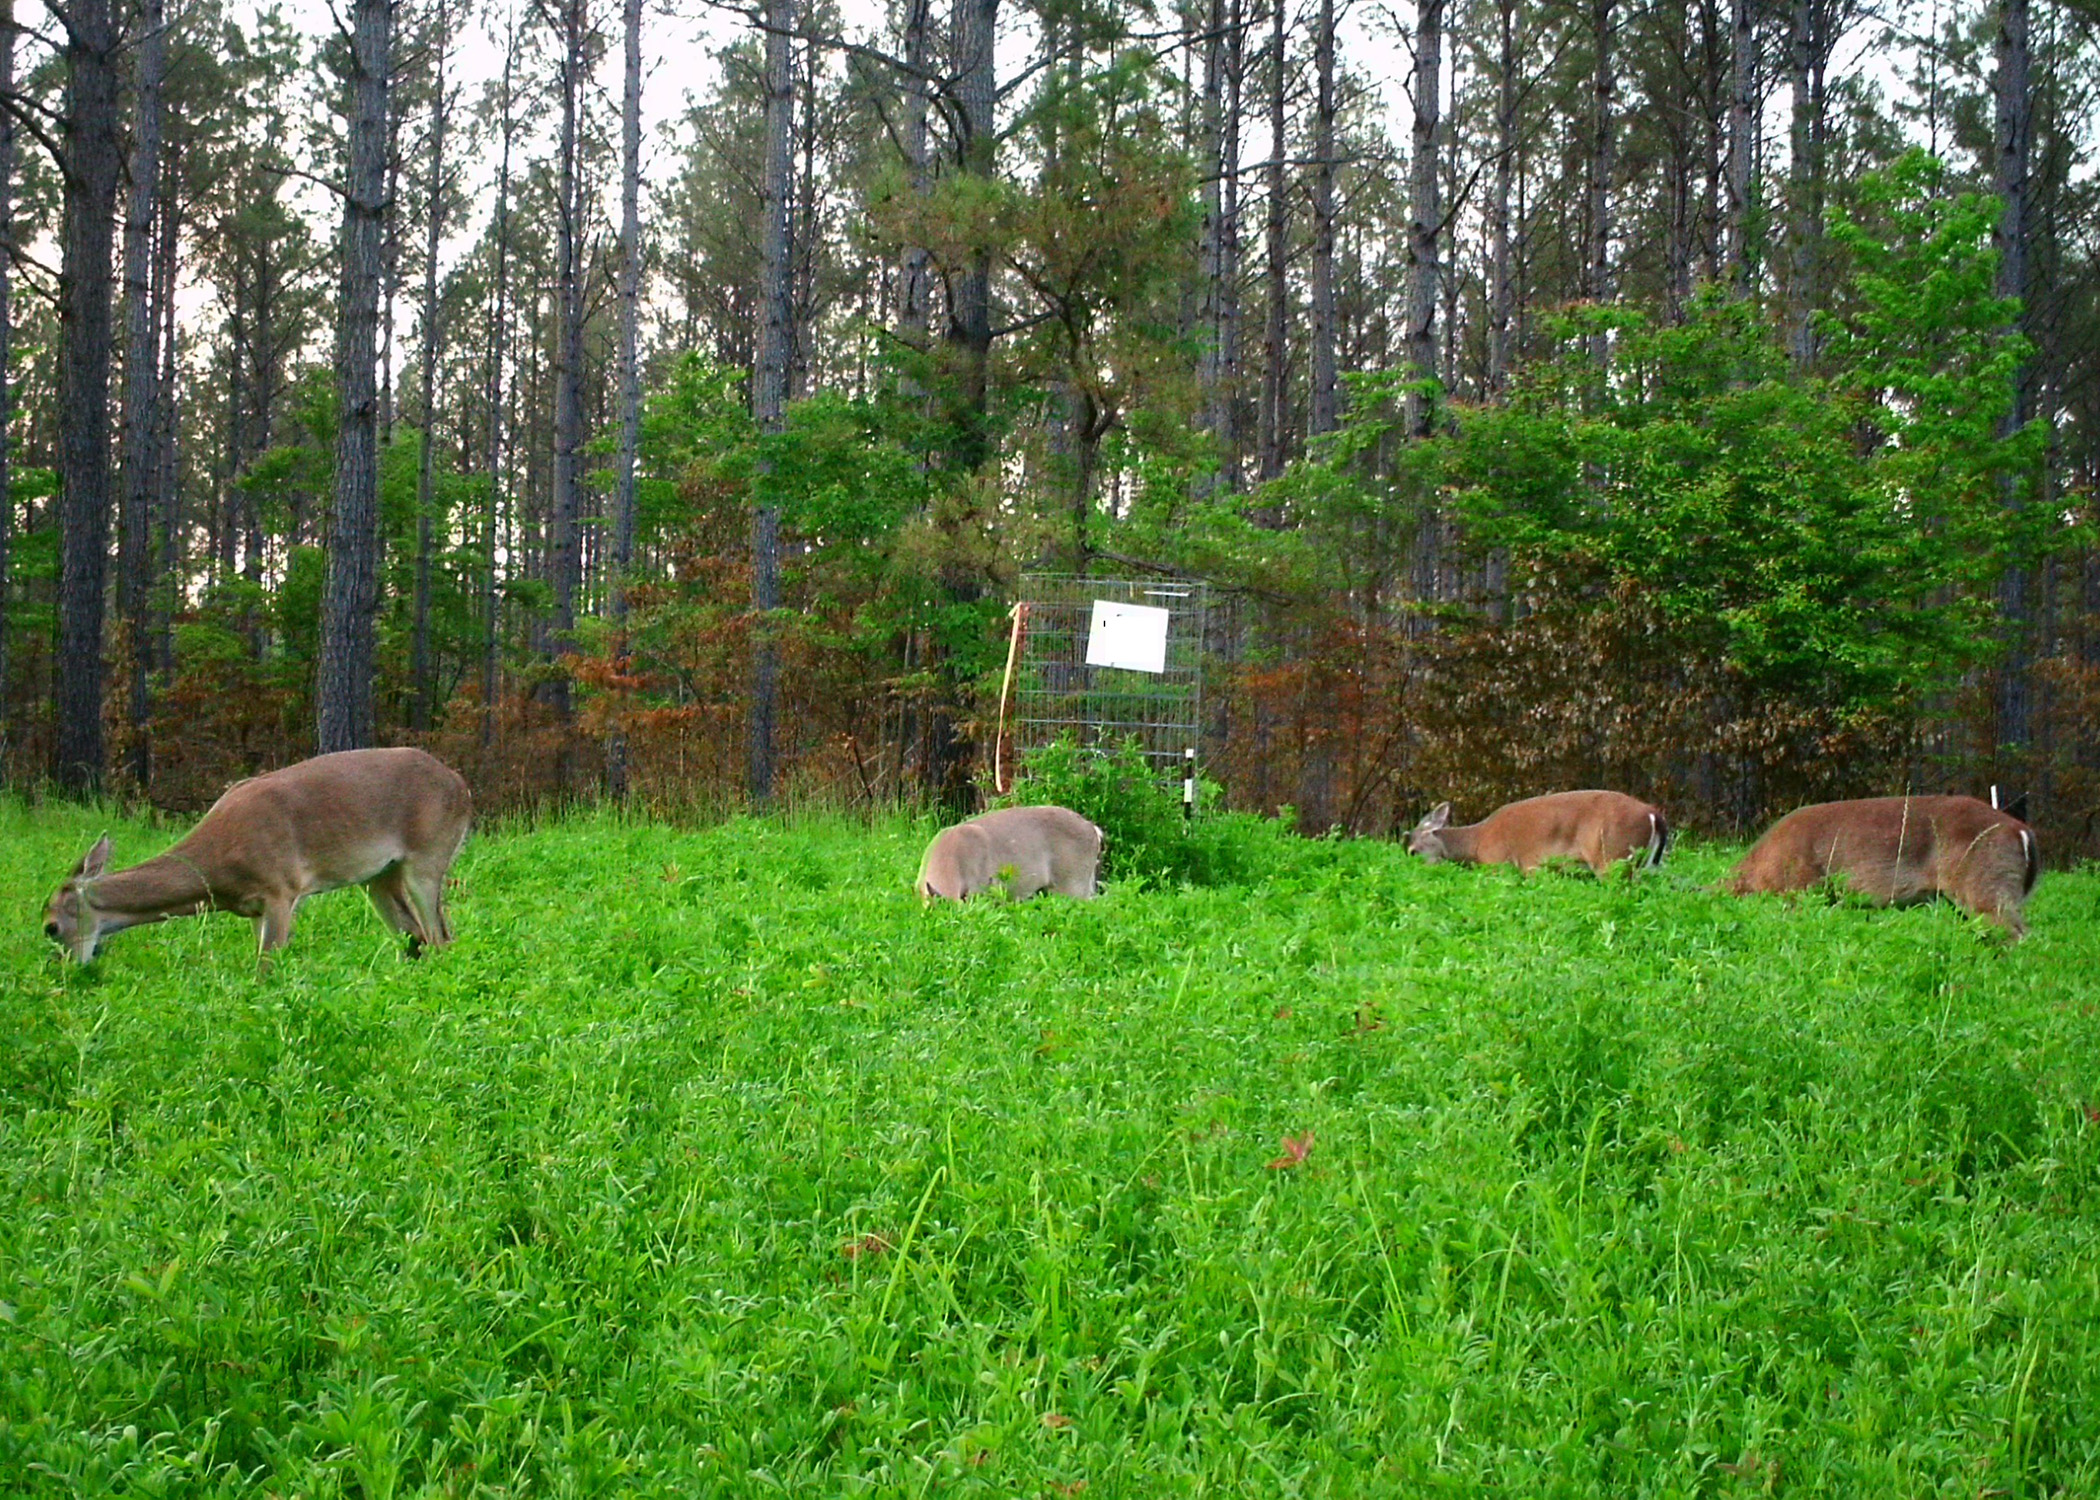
[4,0,2098,848]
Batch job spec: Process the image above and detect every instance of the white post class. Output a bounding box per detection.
[1184,746,1197,820]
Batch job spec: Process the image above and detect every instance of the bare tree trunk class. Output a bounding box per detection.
[1586,0,1614,368]
[1198,0,1224,454]
[119,0,166,790]
[1217,0,1244,488]
[379,125,400,447]
[547,0,587,731]
[1406,0,1443,438]
[1198,0,1244,486]
[1784,0,1820,368]
[411,0,450,733]
[317,0,393,754]
[1257,0,1287,480]
[896,0,932,361]
[155,172,179,679]
[749,0,794,806]
[1308,0,1337,437]
[1994,0,2032,754]
[1486,0,1517,395]
[947,0,999,467]
[482,22,516,753]
[608,0,642,801]
[52,0,124,792]
[1726,0,1754,293]
[1440,56,1462,398]
[0,0,17,777]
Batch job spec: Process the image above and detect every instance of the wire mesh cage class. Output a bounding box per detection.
[1008,575,1209,776]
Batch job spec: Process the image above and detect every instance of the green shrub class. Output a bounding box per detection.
[991,734,1282,887]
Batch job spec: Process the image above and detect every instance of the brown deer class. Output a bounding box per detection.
[1727,795,2039,937]
[44,747,472,963]
[916,805,1104,902]
[1406,790,1670,875]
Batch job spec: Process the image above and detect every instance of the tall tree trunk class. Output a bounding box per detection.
[155,164,179,679]
[410,0,449,733]
[1198,0,1223,449]
[749,0,793,806]
[1725,0,1754,294]
[947,0,999,467]
[1587,0,1614,368]
[1486,0,1517,395]
[0,0,17,776]
[482,24,515,753]
[317,0,393,754]
[1406,0,1443,438]
[1308,0,1337,437]
[1257,0,1287,480]
[1218,0,1244,488]
[896,0,932,363]
[1993,0,2032,754]
[608,0,642,801]
[789,30,817,401]
[379,129,400,446]
[119,0,166,789]
[52,0,124,793]
[1198,0,1242,484]
[1784,0,1821,368]
[547,0,587,730]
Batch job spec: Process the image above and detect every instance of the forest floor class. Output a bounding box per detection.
[3,803,2098,1495]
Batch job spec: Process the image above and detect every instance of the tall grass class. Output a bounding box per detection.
[2,803,2096,1494]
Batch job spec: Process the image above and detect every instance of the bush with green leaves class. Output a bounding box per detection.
[990,734,1279,887]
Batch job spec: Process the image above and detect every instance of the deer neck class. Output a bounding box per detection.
[84,853,218,934]
[1439,823,1486,864]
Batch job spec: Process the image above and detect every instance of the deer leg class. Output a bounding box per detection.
[257,897,298,955]
[407,861,454,947]
[365,868,434,956]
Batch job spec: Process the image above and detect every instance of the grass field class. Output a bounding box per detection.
[2,801,2098,1496]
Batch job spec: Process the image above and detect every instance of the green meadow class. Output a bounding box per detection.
[2,803,2097,1496]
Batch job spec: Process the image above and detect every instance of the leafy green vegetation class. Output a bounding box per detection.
[3,802,2097,1493]
[989,736,1267,888]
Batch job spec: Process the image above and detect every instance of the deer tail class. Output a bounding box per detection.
[1646,811,1672,870]
[2020,826,2039,896]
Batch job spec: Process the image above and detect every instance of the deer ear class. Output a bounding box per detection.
[75,835,112,881]
[1421,803,1452,833]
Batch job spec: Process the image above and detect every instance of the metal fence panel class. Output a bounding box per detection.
[1012,575,1208,774]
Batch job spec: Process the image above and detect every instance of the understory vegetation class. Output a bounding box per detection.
[2,804,2097,1494]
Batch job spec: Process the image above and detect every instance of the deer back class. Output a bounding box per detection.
[917,805,1102,901]
[1414,790,1666,875]
[178,747,472,892]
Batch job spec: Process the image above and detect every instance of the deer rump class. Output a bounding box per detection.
[916,806,1103,902]
[1728,795,2039,934]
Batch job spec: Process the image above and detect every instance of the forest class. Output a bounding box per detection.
[3,0,2097,845]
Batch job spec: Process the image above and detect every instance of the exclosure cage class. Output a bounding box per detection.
[1009,575,1209,776]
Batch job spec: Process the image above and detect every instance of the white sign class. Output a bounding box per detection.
[1085,600,1171,674]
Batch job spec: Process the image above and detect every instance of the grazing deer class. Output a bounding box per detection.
[44,747,472,963]
[916,805,1104,902]
[1406,790,1670,876]
[1727,794,2039,937]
